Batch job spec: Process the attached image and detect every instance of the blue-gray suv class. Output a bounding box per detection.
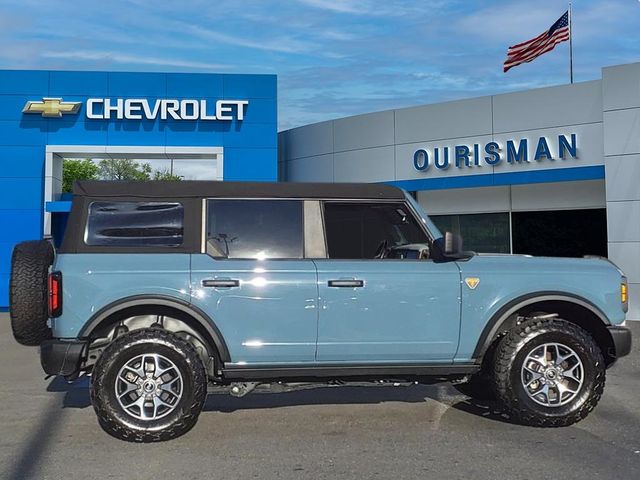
[9,181,632,442]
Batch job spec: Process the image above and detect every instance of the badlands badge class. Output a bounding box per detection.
[464,277,480,290]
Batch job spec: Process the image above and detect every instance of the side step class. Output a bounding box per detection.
[221,363,480,381]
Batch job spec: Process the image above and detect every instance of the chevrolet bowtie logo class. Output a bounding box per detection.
[22,98,82,118]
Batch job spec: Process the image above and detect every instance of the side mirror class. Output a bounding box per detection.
[444,231,463,256]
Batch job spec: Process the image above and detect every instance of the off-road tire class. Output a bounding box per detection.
[91,328,207,442]
[10,240,54,346]
[493,317,605,427]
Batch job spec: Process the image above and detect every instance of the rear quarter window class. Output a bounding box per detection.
[85,201,184,247]
[206,199,303,259]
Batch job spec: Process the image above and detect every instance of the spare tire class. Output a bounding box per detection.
[10,240,54,346]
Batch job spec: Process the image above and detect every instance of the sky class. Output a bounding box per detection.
[0,0,638,130]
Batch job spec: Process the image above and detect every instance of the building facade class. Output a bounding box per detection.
[0,70,277,307]
[279,62,640,320]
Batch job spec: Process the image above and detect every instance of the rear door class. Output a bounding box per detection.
[190,199,319,365]
[314,201,461,362]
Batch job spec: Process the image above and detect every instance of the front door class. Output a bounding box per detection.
[190,199,318,365]
[315,201,461,363]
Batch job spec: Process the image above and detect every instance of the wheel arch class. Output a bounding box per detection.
[472,292,615,365]
[79,295,231,363]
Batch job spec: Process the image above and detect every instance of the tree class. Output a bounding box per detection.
[63,158,183,189]
[97,159,152,181]
[62,158,99,193]
[152,169,183,181]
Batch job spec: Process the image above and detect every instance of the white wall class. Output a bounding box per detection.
[603,63,640,320]
[280,80,604,185]
[417,180,605,216]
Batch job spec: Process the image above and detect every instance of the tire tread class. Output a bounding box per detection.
[493,317,605,427]
[91,328,207,442]
[9,240,53,346]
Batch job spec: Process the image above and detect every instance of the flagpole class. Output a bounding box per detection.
[569,2,574,83]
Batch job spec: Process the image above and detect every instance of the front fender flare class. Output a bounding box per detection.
[471,291,611,361]
[78,294,231,362]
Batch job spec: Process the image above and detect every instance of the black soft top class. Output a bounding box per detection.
[73,180,405,200]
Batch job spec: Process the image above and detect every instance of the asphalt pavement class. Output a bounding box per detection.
[1,314,639,479]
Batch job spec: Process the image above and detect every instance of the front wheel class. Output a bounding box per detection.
[91,329,207,442]
[493,317,605,427]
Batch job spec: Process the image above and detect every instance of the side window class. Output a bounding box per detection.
[86,201,184,247]
[323,202,429,259]
[206,200,303,259]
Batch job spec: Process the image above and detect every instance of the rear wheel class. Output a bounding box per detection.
[10,240,54,346]
[91,329,207,442]
[493,317,605,427]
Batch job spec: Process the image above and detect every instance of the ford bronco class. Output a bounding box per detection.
[9,181,631,442]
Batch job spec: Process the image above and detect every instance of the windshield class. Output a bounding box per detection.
[403,191,442,239]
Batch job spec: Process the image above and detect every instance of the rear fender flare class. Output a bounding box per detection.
[78,295,230,362]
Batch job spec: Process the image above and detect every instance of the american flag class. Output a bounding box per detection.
[503,11,570,72]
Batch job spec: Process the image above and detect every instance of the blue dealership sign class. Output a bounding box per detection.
[414,134,577,172]
[0,69,278,307]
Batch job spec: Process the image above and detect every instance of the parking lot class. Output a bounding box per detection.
[0,314,638,479]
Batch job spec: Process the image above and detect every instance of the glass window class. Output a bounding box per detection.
[86,202,184,247]
[206,200,303,259]
[324,202,429,259]
[512,209,607,257]
[431,213,510,253]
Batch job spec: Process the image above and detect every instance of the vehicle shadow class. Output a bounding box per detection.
[203,383,436,412]
[49,376,514,425]
[47,375,92,408]
[446,395,513,424]
[202,382,514,425]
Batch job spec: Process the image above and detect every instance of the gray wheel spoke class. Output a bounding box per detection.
[535,384,550,404]
[550,386,562,405]
[152,396,172,418]
[557,382,577,396]
[122,394,145,409]
[160,378,181,396]
[529,353,547,367]
[535,345,548,364]
[524,372,543,387]
[553,344,564,363]
[523,364,541,375]
[139,397,152,420]
[156,364,178,378]
[557,351,575,365]
[563,363,581,382]
[117,380,139,399]
[123,364,144,380]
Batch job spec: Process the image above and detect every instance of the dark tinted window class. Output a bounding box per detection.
[431,212,510,253]
[512,209,607,257]
[324,202,429,259]
[206,200,303,259]
[86,202,184,246]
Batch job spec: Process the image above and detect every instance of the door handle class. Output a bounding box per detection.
[328,279,364,288]
[202,278,240,288]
